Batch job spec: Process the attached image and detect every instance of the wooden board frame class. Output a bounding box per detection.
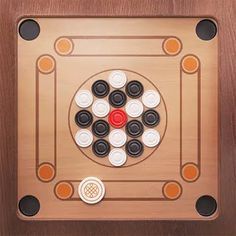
[0,0,236,235]
[17,17,218,220]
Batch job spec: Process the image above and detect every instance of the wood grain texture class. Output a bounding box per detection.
[0,0,235,235]
[17,18,218,220]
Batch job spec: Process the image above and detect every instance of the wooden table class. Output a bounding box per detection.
[0,0,235,235]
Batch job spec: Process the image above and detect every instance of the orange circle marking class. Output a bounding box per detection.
[37,55,55,74]
[55,37,73,55]
[55,182,74,200]
[163,182,182,200]
[163,37,181,55]
[182,163,199,182]
[182,55,199,74]
[37,163,55,182]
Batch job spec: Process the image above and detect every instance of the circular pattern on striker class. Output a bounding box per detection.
[78,177,105,204]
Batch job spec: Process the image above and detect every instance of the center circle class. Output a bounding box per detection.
[108,109,127,128]
[69,69,168,168]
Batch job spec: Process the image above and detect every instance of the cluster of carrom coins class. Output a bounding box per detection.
[73,70,162,167]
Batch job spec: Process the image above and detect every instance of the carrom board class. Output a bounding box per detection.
[17,18,218,220]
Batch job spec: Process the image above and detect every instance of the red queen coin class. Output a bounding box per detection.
[108,109,127,128]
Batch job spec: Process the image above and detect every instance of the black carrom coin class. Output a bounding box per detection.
[126,80,144,98]
[75,110,93,128]
[92,120,110,138]
[92,80,110,98]
[126,139,144,157]
[126,120,144,138]
[109,90,127,108]
[142,109,160,127]
[92,139,110,157]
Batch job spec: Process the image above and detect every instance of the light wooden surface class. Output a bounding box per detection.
[17,18,218,220]
[0,0,236,235]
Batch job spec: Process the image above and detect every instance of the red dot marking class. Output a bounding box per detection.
[108,109,127,128]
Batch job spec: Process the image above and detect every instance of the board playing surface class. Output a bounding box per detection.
[17,18,218,220]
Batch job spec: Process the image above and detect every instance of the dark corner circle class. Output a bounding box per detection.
[18,195,40,217]
[195,195,217,217]
[196,19,217,41]
[19,19,40,41]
